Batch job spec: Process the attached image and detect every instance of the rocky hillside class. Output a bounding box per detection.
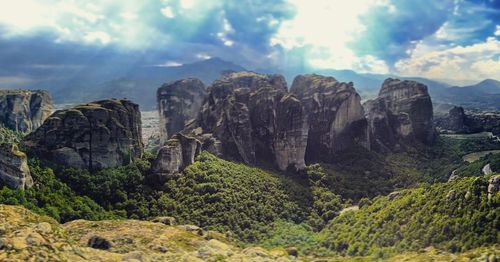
[23,99,143,170]
[0,90,53,133]
[0,204,298,261]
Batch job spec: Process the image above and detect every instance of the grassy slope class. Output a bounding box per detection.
[320,175,500,257]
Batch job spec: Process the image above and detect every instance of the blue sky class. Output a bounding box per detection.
[0,0,498,86]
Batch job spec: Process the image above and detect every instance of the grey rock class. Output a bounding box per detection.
[24,99,143,170]
[0,90,53,133]
[157,78,206,145]
[0,143,33,189]
[151,133,201,180]
[365,78,436,152]
[488,175,500,200]
[291,74,368,162]
[388,191,400,200]
[483,164,493,175]
[87,235,112,250]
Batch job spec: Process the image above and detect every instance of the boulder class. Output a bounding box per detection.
[365,78,436,152]
[151,133,201,180]
[157,79,206,145]
[482,164,493,175]
[290,74,368,162]
[0,90,53,133]
[0,143,33,189]
[23,99,143,170]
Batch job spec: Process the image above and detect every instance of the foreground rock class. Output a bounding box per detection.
[24,99,143,170]
[151,133,201,180]
[157,79,206,145]
[365,78,436,152]
[0,143,33,189]
[0,204,295,261]
[291,74,368,162]
[0,90,53,133]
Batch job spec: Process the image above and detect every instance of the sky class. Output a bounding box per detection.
[0,0,498,86]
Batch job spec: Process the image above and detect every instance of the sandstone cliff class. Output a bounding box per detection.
[157,72,367,173]
[0,143,33,189]
[365,78,436,152]
[151,133,201,180]
[23,99,143,170]
[435,106,500,136]
[0,90,54,133]
[157,79,206,145]
[291,74,368,162]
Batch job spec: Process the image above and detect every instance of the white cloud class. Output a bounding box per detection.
[84,31,111,45]
[271,0,390,72]
[196,53,212,60]
[155,61,183,67]
[395,37,500,81]
[161,6,175,18]
[495,25,500,36]
[180,0,196,9]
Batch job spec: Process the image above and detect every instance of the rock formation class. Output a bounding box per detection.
[193,72,290,166]
[24,99,143,170]
[151,133,201,180]
[365,78,436,152]
[0,90,54,133]
[434,107,500,136]
[290,74,368,162]
[159,72,367,172]
[0,143,33,189]
[488,175,500,200]
[157,79,206,145]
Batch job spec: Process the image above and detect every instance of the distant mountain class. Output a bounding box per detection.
[36,58,246,110]
[24,57,499,110]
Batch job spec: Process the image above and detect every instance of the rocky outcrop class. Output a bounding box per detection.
[274,94,308,171]
[23,99,143,170]
[291,74,368,162]
[194,72,290,166]
[0,90,54,133]
[151,133,201,179]
[168,72,368,172]
[365,78,436,152]
[157,79,206,145]
[435,108,500,136]
[0,204,296,261]
[488,175,500,200]
[0,143,33,189]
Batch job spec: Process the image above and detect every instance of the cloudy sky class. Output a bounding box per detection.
[0,0,498,86]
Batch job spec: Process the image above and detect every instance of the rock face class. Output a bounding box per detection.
[193,72,290,167]
[488,175,500,200]
[434,108,500,136]
[0,90,54,133]
[157,79,206,145]
[164,72,367,172]
[290,74,368,162]
[0,143,33,189]
[151,133,201,179]
[365,78,436,152]
[24,99,143,170]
